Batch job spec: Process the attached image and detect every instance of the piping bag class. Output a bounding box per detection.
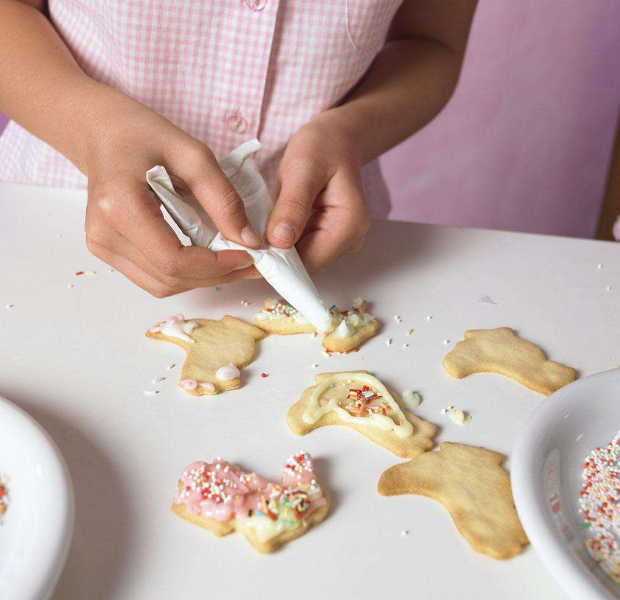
[146,139,333,334]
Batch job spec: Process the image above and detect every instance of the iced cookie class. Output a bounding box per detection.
[442,327,576,396]
[171,452,329,554]
[378,442,529,560]
[146,314,265,395]
[254,297,379,352]
[288,371,436,458]
[253,298,316,334]
[322,299,379,353]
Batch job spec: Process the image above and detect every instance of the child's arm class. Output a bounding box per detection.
[0,0,261,297]
[266,0,478,274]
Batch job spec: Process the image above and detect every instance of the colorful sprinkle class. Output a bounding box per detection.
[261,372,268,378]
[579,431,620,582]
[144,390,159,396]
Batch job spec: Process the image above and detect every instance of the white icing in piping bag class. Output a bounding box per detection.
[146,139,332,333]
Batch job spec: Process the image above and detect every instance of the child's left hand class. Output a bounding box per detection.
[266,113,371,274]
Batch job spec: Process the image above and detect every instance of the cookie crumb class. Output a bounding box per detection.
[479,295,498,305]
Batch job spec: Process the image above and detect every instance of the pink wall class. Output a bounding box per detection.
[1,0,619,238]
[379,0,620,238]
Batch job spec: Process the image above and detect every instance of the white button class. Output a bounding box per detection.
[225,108,248,134]
[244,0,267,11]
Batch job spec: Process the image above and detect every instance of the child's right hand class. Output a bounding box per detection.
[83,90,262,297]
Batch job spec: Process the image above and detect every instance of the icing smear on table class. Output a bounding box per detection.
[173,452,326,542]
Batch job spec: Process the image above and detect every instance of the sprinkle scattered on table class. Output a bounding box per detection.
[386,338,392,346]
[479,295,499,305]
[214,286,221,292]
[401,530,409,537]
[402,343,409,349]
[426,315,433,321]
[406,329,413,336]
[152,377,165,384]
[311,363,318,369]
[144,390,159,396]
[597,263,603,270]
[6,304,14,309]
[166,363,176,370]
[67,284,74,289]
[443,339,450,345]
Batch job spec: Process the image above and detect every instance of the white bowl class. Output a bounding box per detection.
[512,368,620,600]
[0,396,74,600]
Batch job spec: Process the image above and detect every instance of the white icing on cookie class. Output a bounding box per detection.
[302,373,413,439]
[216,363,240,381]
[333,319,355,338]
[149,314,197,343]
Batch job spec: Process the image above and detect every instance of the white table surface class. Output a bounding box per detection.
[1,183,619,600]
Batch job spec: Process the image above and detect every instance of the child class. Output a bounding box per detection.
[0,0,476,297]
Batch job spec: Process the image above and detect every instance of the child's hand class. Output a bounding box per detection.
[266,114,371,274]
[84,93,261,297]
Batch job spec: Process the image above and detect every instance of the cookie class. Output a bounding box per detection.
[171,452,329,554]
[146,314,265,395]
[442,327,576,396]
[288,371,436,458]
[378,442,529,560]
[253,298,316,334]
[254,297,379,352]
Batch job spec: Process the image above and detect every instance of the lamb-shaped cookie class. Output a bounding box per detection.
[146,314,265,395]
[254,297,379,353]
[288,371,435,458]
[442,327,576,396]
[171,452,329,554]
[378,442,529,560]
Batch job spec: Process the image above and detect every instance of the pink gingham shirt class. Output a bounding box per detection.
[0,0,404,218]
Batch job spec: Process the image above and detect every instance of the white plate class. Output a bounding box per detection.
[0,396,74,600]
[512,368,620,600]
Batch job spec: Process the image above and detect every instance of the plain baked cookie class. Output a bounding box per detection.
[378,442,529,560]
[442,327,576,396]
[146,314,265,395]
[171,452,329,554]
[288,371,436,458]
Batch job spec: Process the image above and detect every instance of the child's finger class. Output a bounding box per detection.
[266,160,327,248]
[86,238,254,297]
[89,181,254,280]
[167,145,262,249]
